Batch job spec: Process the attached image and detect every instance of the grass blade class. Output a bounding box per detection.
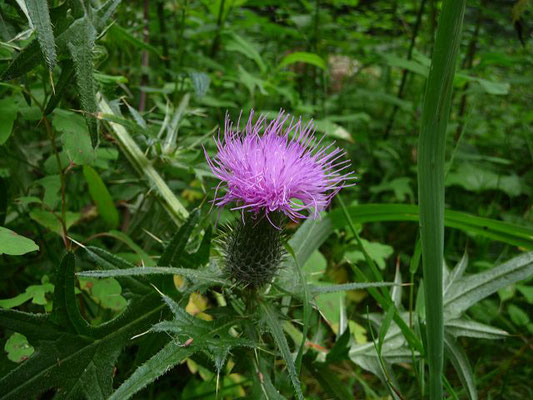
[417,1,466,398]
[444,334,477,400]
[327,204,533,249]
[260,301,304,400]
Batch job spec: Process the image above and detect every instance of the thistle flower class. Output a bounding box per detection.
[206,110,354,288]
[205,110,354,224]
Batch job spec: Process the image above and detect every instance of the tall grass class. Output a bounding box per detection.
[417,1,466,399]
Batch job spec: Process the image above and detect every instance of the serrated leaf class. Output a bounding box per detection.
[310,281,395,295]
[108,339,195,400]
[25,0,56,71]
[110,292,253,400]
[67,19,98,146]
[0,252,165,400]
[0,227,39,255]
[77,266,229,286]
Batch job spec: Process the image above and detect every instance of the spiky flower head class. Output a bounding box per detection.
[205,110,353,223]
[206,110,354,288]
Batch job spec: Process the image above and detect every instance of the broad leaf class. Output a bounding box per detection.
[0,227,39,256]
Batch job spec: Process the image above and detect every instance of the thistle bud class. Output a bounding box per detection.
[222,213,284,288]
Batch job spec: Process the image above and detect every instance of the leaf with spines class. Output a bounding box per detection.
[109,292,254,400]
[25,0,57,71]
[0,252,165,400]
[67,18,98,146]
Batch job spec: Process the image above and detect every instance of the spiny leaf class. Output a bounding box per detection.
[0,252,165,400]
[310,282,396,295]
[110,292,253,400]
[25,0,57,70]
[108,340,195,400]
[67,18,98,146]
[77,266,229,286]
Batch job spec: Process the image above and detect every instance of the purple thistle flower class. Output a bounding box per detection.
[205,110,354,223]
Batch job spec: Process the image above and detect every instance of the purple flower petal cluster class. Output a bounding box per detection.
[205,110,354,222]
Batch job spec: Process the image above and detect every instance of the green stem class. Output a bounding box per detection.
[417,1,466,399]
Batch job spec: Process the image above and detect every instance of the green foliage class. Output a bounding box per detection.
[1,0,532,399]
[0,227,39,256]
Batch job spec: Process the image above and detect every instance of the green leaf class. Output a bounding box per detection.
[507,304,530,326]
[345,239,394,270]
[109,339,195,400]
[0,227,39,256]
[0,252,166,400]
[306,361,354,400]
[446,164,524,197]
[79,278,128,312]
[310,282,396,295]
[45,60,76,115]
[83,165,119,229]
[278,51,327,70]
[0,99,18,145]
[0,278,54,309]
[444,334,477,400]
[77,266,229,286]
[444,252,533,317]
[110,292,253,400]
[67,18,98,146]
[445,319,508,340]
[225,32,266,72]
[26,0,57,70]
[327,204,533,250]
[260,301,304,400]
[29,209,80,234]
[55,110,97,165]
[160,210,200,267]
[417,1,466,397]
[98,96,189,225]
[4,332,34,363]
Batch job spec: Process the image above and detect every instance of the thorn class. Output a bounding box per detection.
[130,329,151,340]
[68,236,86,249]
[150,283,165,298]
[49,70,55,95]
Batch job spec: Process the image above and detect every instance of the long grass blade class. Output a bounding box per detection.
[417,1,466,398]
